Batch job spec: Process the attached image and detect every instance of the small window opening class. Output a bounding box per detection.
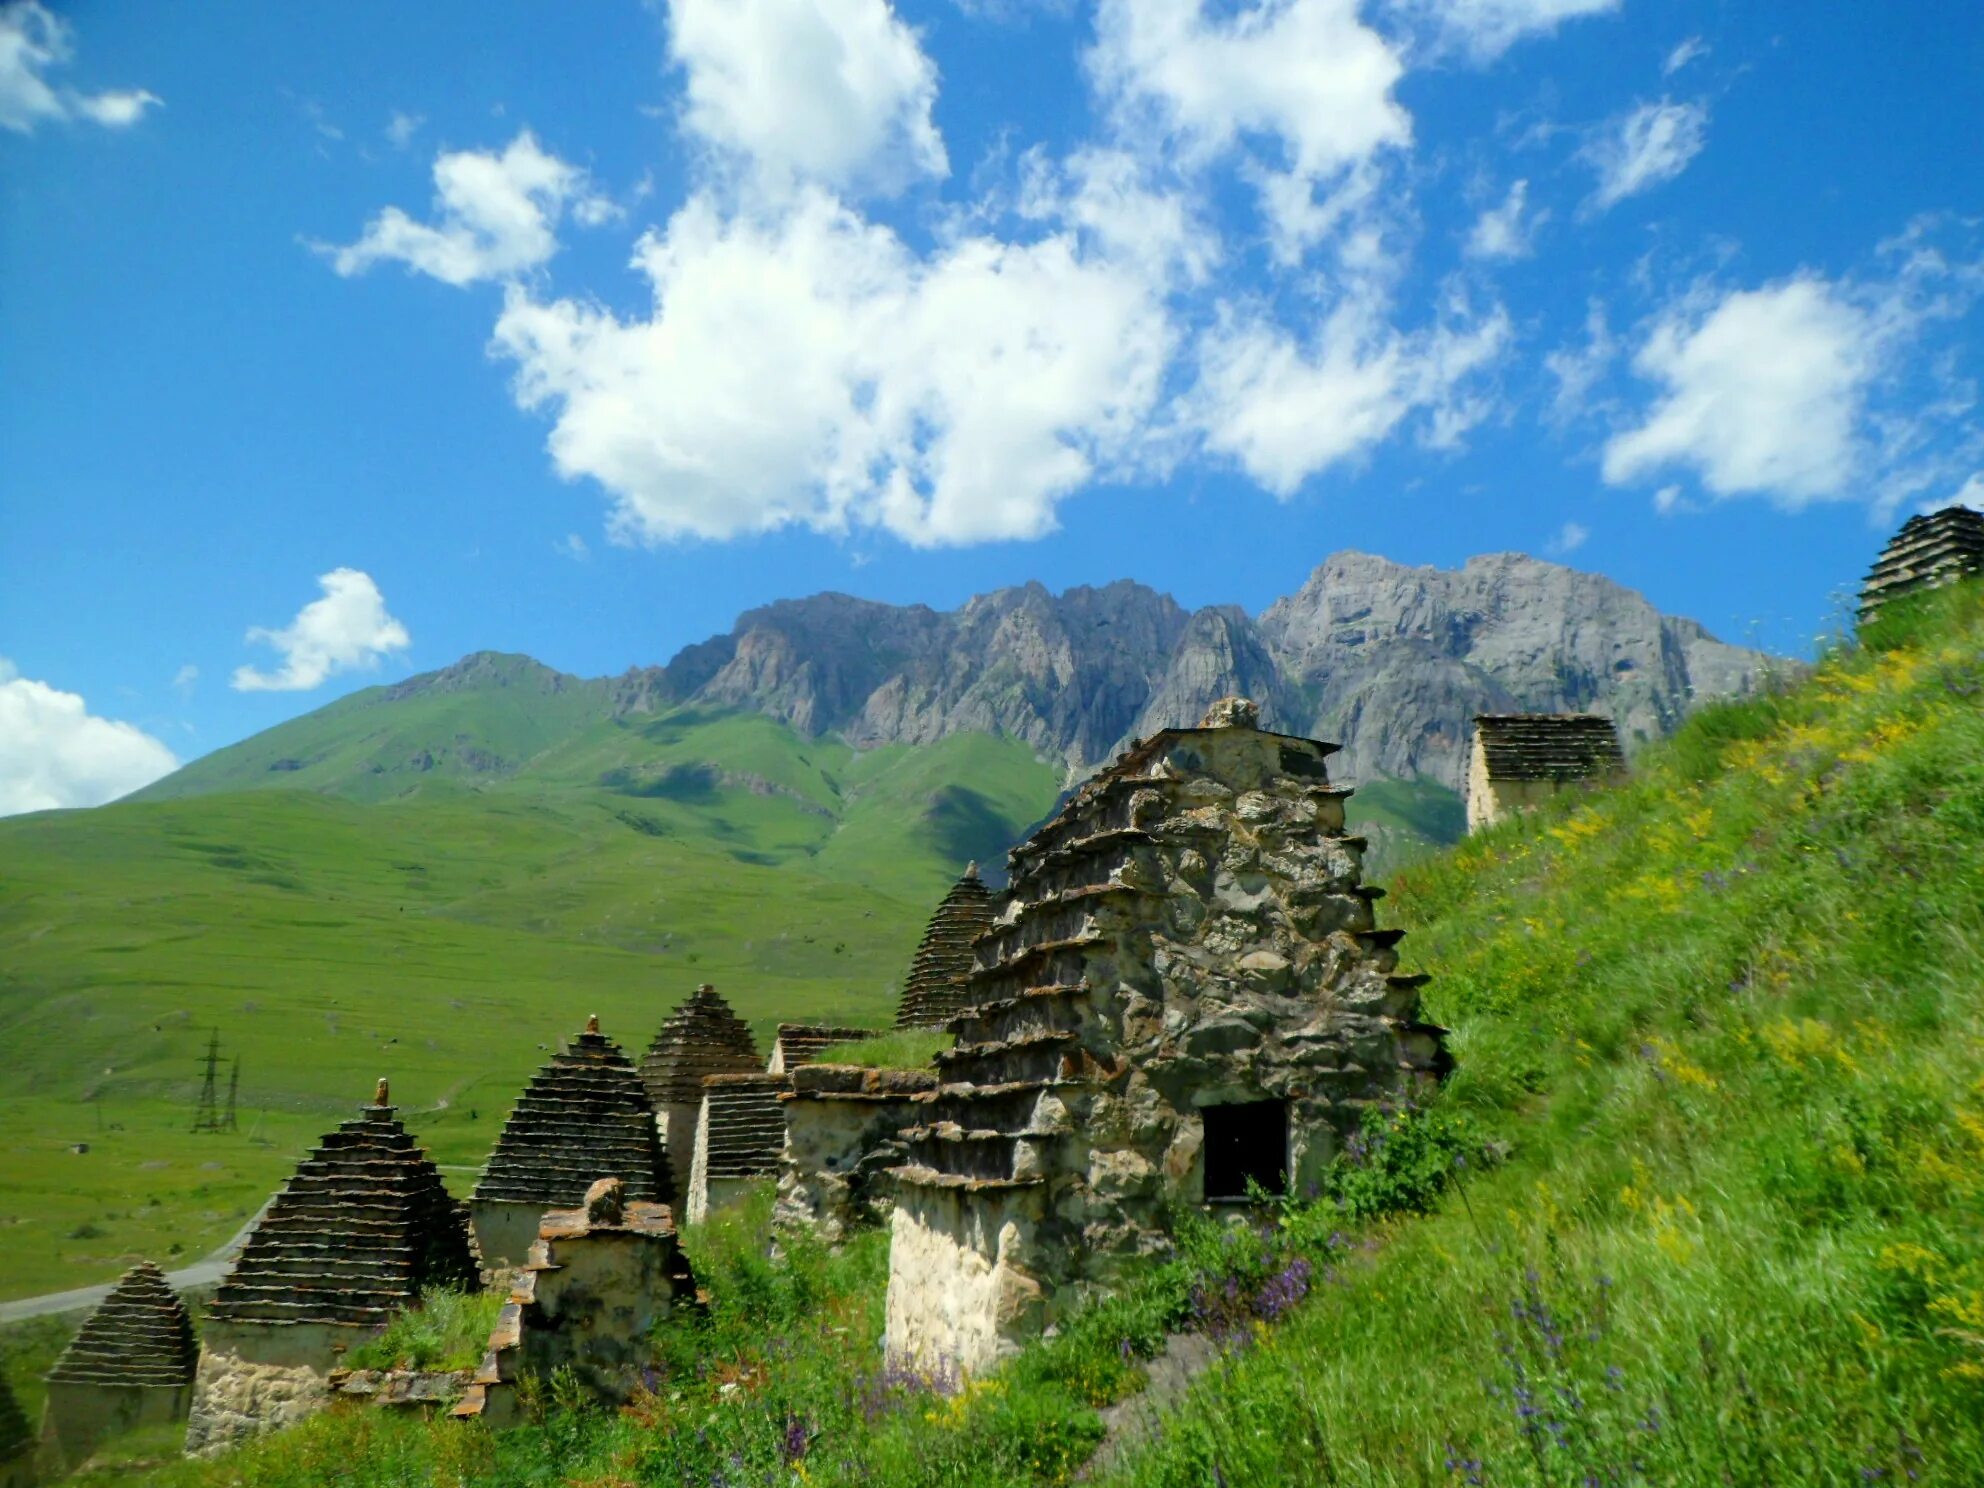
[1203,1099,1288,1202]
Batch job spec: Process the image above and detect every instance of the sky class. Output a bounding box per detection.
[4,0,1983,815]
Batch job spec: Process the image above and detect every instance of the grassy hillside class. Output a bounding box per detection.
[97,580,1984,1487]
[0,708,1060,1303]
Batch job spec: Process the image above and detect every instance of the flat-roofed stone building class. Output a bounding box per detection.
[686,1073,790,1223]
[1859,505,1984,623]
[0,1374,32,1488]
[1465,713,1627,832]
[639,985,762,1200]
[767,1024,883,1075]
[471,1016,667,1273]
[185,1081,476,1456]
[895,865,997,1029]
[774,1064,938,1241]
[884,698,1446,1374]
[39,1260,197,1472]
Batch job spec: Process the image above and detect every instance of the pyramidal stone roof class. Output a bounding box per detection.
[772,1024,884,1071]
[1473,714,1627,783]
[47,1259,197,1387]
[209,1083,475,1329]
[1860,505,1984,620]
[700,1074,789,1179]
[640,984,763,1108]
[475,1016,667,1207]
[0,1371,30,1465]
[895,864,997,1030]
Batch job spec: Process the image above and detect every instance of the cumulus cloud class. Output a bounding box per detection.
[1583,99,1709,212]
[667,0,946,193]
[232,569,412,692]
[1393,0,1618,61]
[1191,295,1509,495]
[0,661,178,815]
[493,188,1173,546]
[322,132,614,286]
[1602,277,1876,504]
[1088,0,1408,260]
[1467,179,1540,260]
[0,2,158,134]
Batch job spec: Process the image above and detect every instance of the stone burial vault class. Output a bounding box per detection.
[38,1259,198,1475]
[883,697,1448,1374]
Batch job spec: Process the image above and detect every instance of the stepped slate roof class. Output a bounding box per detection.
[47,1260,197,1387]
[640,985,762,1108]
[1472,714,1627,782]
[700,1074,790,1180]
[1860,505,1984,620]
[0,1372,29,1466]
[474,1017,667,1206]
[895,864,998,1030]
[208,1087,476,1329]
[771,1024,883,1072]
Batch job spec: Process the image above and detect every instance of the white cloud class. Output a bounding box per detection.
[386,109,424,149]
[1088,0,1408,260]
[1583,100,1709,212]
[556,532,591,560]
[1544,299,1617,421]
[1664,36,1707,75]
[1602,277,1876,504]
[323,132,613,286]
[171,664,199,699]
[0,2,158,134]
[494,189,1173,547]
[1466,179,1540,260]
[232,569,412,693]
[1394,0,1618,62]
[0,660,178,815]
[1018,146,1217,285]
[1942,473,1984,513]
[1546,519,1589,554]
[1191,295,1509,495]
[667,0,946,193]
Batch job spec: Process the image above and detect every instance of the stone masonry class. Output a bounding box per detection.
[895,864,998,1029]
[472,1016,666,1274]
[767,1024,884,1075]
[39,1260,197,1473]
[1859,504,1984,623]
[455,1178,695,1427]
[1465,713,1628,831]
[774,1064,938,1243]
[640,985,763,1201]
[687,1073,790,1224]
[884,697,1446,1374]
[186,1082,477,1456]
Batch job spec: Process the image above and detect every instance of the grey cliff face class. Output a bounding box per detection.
[628,550,1773,790]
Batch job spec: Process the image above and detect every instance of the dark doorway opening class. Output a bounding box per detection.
[1202,1100,1289,1202]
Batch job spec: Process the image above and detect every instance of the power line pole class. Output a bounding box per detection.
[192,1029,222,1133]
[222,1055,241,1133]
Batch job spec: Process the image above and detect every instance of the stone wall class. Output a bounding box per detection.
[39,1381,191,1475]
[183,1321,355,1457]
[884,1187,1043,1375]
[774,1065,935,1243]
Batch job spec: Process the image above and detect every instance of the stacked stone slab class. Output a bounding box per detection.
[687,1073,791,1223]
[768,1024,883,1074]
[1859,505,1984,622]
[639,985,763,1200]
[0,1374,31,1488]
[895,865,998,1029]
[186,1084,476,1456]
[1465,713,1627,832]
[40,1260,197,1471]
[471,1016,667,1272]
[775,1064,939,1242]
[455,1178,695,1428]
[884,697,1447,1374]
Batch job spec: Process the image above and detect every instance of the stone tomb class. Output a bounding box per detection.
[767,1024,884,1076]
[455,1178,695,1427]
[1465,713,1627,832]
[471,1016,667,1273]
[774,1064,938,1242]
[639,984,763,1201]
[0,1373,31,1488]
[884,697,1447,1374]
[186,1083,477,1456]
[39,1260,197,1473]
[1859,504,1984,623]
[687,1073,790,1223]
[894,864,998,1029]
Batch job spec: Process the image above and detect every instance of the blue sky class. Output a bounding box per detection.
[4,0,1982,813]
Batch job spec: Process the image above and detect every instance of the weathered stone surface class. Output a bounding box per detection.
[1465,714,1628,832]
[183,1323,344,1457]
[688,1074,790,1223]
[768,1024,884,1075]
[884,699,1447,1374]
[639,984,763,1203]
[40,1260,197,1472]
[1859,505,1984,622]
[775,1067,937,1242]
[896,865,998,1029]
